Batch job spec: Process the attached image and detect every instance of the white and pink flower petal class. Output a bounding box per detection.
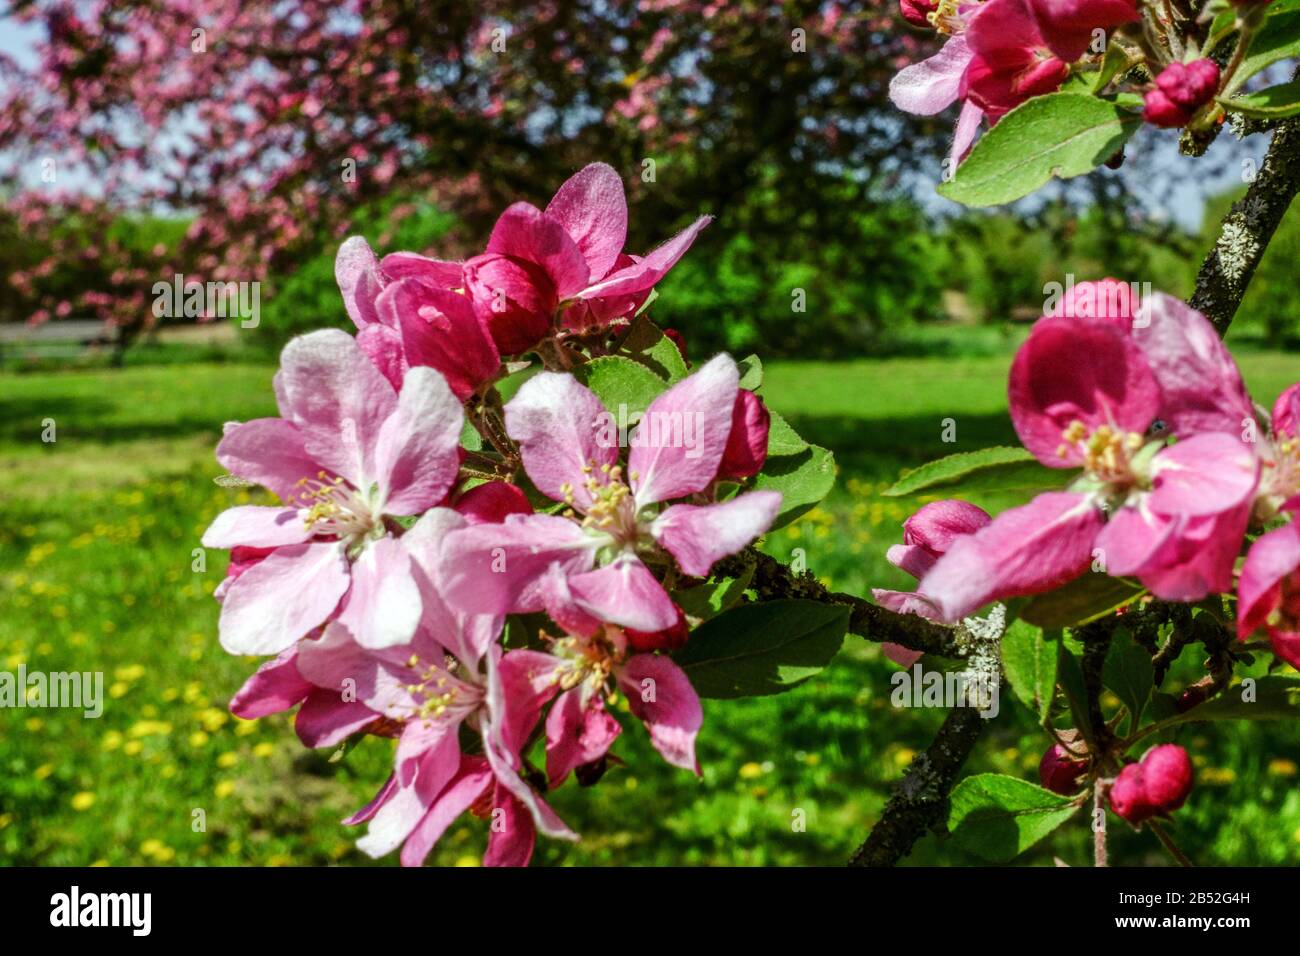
[630,353,740,505]
[618,653,703,774]
[217,540,351,656]
[651,491,782,577]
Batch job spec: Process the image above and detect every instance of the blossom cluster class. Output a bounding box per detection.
[889,0,1252,164]
[202,164,782,866]
[881,278,1300,672]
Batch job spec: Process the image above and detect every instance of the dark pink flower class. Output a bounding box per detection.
[716,389,771,481]
[1236,520,1300,670]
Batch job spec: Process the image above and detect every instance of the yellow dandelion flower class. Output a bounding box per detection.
[70,792,96,811]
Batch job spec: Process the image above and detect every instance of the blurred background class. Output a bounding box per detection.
[0,1,1297,866]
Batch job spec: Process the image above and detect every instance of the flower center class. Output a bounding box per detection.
[560,462,648,552]
[1257,435,1300,522]
[928,0,963,33]
[403,653,482,722]
[1057,421,1147,485]
[293,472,381,549]
[549,627,626,699]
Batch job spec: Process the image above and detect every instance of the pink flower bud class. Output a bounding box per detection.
[716,390,770,481]
[1145,59,1220,127]
[1140,744,1194,812]
[1039,743,1088,794]
[1109,762,1154,823]
[900,0,938,28]
[1157,59,1220,108]
[1143,89,1193,128]
[625,604,689,652]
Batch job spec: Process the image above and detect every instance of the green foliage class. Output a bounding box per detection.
[938,94,1142,207]
[1001,621,1059,724]
[1220,79,1300,119]
[674,601,850,699]
[882,446,1055,499]
[947,774,1079,862]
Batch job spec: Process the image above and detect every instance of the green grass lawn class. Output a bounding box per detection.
[2,353,1298,866]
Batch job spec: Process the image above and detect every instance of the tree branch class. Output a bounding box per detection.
[713,548,976,659]
[1190,113,1300,335]
[847,705,988,866]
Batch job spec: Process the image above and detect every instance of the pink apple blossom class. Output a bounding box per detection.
[202,329,463,655]
[916,300,1260,621]
[439,354,782,633]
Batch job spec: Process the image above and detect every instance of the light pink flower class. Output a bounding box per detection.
[872,499,991,663]
[202,329,462,655]
[440,354,782,633]
[533,566,704,782]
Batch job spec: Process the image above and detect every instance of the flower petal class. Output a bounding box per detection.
[335,236,386,329]
[384,278,499,401]
[203,505,310,549]
[618,654,702,774]
[1132,292,1255,438]
[651,491,782,576]
[1148,432,1258,517]
[545,688,622,786]
[277,329,398,488]
[889,35,973,116]
[398,758,494,867]
[576,216,712,300]
[373,365,463,515]
[229,648,312,719]
[918,492,1102,622]
[544,162,628,280]
[217,540,350,655]
[1238,521,1300,638]
[630,353,739,505]
[565,555,680,632]
[486,201,590,299]
[216,417,324,503]
[440,513,598,616]
[294,688,378,748]
[1009,315,1160,467]
[505,371,618,511]
[337,536,422,649]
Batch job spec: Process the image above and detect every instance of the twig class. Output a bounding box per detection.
[847,705,987,867]
[1148,819,1195,867]
[1094,784,1109,868]
[713,548,975,659]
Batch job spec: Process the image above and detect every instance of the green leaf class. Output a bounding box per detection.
[1001,620,1059,724]
[617,316,688,382]
[736,354,763,390]
[1019,573,1143,629]
[1163,676,1300,725]
[674,600,849,698]
[1103,626,1153,733]
[938,94,1142,207]
[753,443,836,529]
[948,774,1079,863]
[1231,9,1300,92]
[765,408,809,457]
[672,565,755,622]
[459,416,484,452]
[882,446,1057,498]
[1220,79,1300,118]
[573,355,668,419]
